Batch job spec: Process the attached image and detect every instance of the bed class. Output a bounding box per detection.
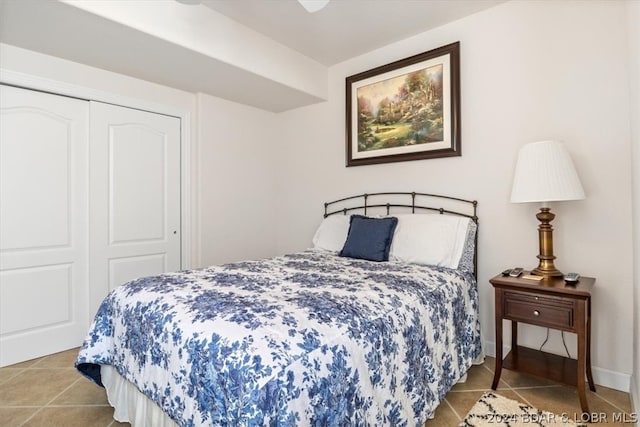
[76,192,482,426]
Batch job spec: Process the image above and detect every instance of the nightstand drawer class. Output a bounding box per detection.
[503,291,575,329]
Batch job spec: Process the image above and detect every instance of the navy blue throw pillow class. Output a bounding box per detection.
[339,215,398,262]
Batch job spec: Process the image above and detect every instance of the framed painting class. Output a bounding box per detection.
[346,42,461,166]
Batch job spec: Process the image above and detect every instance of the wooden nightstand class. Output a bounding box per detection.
[490,273,596,414]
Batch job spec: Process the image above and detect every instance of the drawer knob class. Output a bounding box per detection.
[533,310,540,316]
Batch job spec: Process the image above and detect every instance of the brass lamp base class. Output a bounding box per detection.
[531,207,564,277]
[531,266,563,277]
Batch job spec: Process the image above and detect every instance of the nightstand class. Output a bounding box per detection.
[490,273,596,415]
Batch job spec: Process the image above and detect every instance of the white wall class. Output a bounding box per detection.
[627,0,640,411]
[275,0,634,390]
[195,93,279,266]
[0,44,195,114]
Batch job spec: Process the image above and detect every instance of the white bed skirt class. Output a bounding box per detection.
[101,365,178,427]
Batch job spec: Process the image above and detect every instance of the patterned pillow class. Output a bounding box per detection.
[339,215,398,262]
[458,220,477,273]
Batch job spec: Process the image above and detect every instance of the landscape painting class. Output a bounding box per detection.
[346,42,460,166]
[357,65,444,151]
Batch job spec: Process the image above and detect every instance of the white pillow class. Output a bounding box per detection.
[389,214,471,269]
[312,215,351,252]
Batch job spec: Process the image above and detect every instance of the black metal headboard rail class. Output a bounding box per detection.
[324,192,477,221]
[323,192,479,276]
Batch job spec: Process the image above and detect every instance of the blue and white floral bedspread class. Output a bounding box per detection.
[76,250,481,427]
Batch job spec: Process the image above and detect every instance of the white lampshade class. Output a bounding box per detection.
[510,140,585,203]
[298,0,330,13]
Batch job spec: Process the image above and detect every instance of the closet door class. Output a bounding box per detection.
[89,102,181,316]
[0,85,89,366]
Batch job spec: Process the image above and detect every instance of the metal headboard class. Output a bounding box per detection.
[323,192,479,277]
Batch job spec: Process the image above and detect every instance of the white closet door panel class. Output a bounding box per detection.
[108,253,166,291]
[109,125,166,243]
[0,264,72,334]
[0,85,89,367]
[0,110,71,250]
[90,102,181,316]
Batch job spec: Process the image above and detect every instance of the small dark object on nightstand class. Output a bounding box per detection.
[564,272,580,284]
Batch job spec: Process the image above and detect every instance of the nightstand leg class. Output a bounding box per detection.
[576,301,590,414]
[492,289,503,390]
[586,297,596,392]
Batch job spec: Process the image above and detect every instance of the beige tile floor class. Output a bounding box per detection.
[0,348,634,426]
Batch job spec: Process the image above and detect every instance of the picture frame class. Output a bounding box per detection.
[346,42,461,167]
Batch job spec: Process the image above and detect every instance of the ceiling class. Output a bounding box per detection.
[0,0,505,111]
[201,0,505,66]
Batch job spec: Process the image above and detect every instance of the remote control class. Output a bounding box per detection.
[509,267,523,278]
[564,272,580,284]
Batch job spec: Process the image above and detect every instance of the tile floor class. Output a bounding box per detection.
[0,348,634,426]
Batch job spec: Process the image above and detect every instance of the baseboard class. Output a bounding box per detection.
[483,340,631,393]
[592,365,633,393]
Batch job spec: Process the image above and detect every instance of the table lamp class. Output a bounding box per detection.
[510,140,585,277]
